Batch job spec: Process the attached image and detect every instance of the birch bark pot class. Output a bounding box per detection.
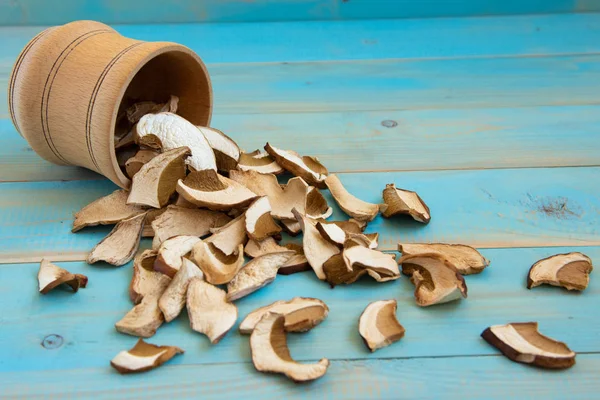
[8,20,212,188]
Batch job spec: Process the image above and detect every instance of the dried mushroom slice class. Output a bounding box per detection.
[125,149,160,179]
[264,143,328,188]
[197,126,240,172]
[359,300,405,352]
[72,189,146,232]
[240,297,329,334]
[527,252,593,291]
[38,259,88,294]
[226,251,295,301]
[399,253,467,306]
[316,221,377,250]
[251,313,330,382]
[115,292,165,338]
[142,207,167,238]
[279,243,311,275]
[280,218,302,236]
[87,213,146,266]
[238,151,284,175]
[245,197,282,241]
[323,254,367,287]
[191,241,244,285]
[398,243,489,275]
[324,174,379,222]
[117,147,138,168]
[159,259,204,322]
[111,339,183,374]
[381,183,430,223]
[244,237,288,258]
[129,250,171,304]
[115,130,135,149]
[343,247,400,282]
[136,112,216,171]
[187,278,237,344]
[154,235,201,278]
[305,186,333,219]
[205,214,247,256]
[481,322,576,369]
[125,96,178,125]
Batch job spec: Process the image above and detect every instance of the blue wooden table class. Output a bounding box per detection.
[1,1,599,398]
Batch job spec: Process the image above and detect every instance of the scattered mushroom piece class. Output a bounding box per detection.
[110,339,184,374]
[245,197,282,241]
[280,218,302,236]
[398,243,490,275]
[316,221,377,250]
[87,213,146,266]
[197,126,240,172]
[129,250,171,304]
[125,149,160,179]
[343,247,400,282]
[205,214,247,255]
[279,243,311,275]
[527,252,593,291]
[240,297,329,334]
[306,186,333,219]
[115,292,165,338]
[399,253,468,306]
[38,259,88,294]
[226,251,295,301]
[72,189,146,232]
[154,235,201,277]
[359,300,405,352]
[159,258,204,322]
[324,174,380,222]
[481,322,576,369]
[186,278,238,344]
[191,241,245,285]
[244,237,288,258]
[142,207,167,238]
[381,183,430,223]
[323,254,367,287]
[264,143,328,188]
[238,151,284,175]
[250,313,330,382]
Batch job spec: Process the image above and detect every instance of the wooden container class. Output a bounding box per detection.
[8,20,212,188]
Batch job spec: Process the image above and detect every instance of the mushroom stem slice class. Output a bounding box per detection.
[154,235,201,277]
[250,313,330,382]
[191,241,245,285]
[111,339,184,374]
[398,243,490,275]
[72,189,146,232]
[87,213,147,266]
[245,197,282,241]
[264,143,328,188]
[186,278,238,344]
[238,151,284,175]
[129,250,171,304]
[159,259,204,322]
[324,174,380,222]
[359,300,405,352]
[381,183,430,223]
[38,259,88,294]
[115,293,165,338]
[125,149,160,179]
[240,297,329,334]
[527,252,593,291]
[205,214,248,256]
[197,126,241,172]
[343,246,400,281]
[481,322,576,369]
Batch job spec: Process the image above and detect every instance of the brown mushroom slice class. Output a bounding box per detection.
[186,278,238,344]
[381,183,430,223]
[316,221,376,249]
[125,149,160,179]
[245,197,282,241]
[72,189,146,232]
[197,126,241,172]
[115,129,135,149]
[481,322,576,369]
[38,259,88,294]
[115,291,166,338]
[129,250,171,304]
[110,339,184,374]
[141,208,166,238]
[323,254,367,287]
[191,241,245,285]
[527,252,593,291]
[279,243,311,275]
[399,253,468,306]
[154,235,201,278]
[359,300,405,352]
[205,214,247,256]
[251,312,330,382]
[240,297,329,334]
[159,258,204,322]
[244,237,288,258]
[117,147,138,169]
[280,218,302,236]
[398,243,490,275]
[324,174,380,222]
[151,205,231,248]
[87,213,146,266]
[306,186,333,219]
[264,143,328,188]
[238,151,284,175]
[343,247,400,282]
[125,98,177,125]
[226,251,295,301]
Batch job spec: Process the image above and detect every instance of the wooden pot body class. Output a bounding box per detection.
[8,20,212,188]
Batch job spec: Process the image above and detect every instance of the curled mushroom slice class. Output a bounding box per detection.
[245,197,282,241]
[129,250,171,304]
[238,151,284,175]
[205,214,247,256]
[191,241,245,285]
[279,243,311,275]
[226,251,295,301]
[251,313,330,382]
[381,183,430,223]
[264,143,328,188]
[186,278,238,344]
[154,235,201,278]
[280,218,302,236]
[72,189,146,232]
[38,259,88,294]
[115,292,166,338]
[359,300,405,352]
[324,174,380,222]
[399,253,468,306]
[87,213,146,266]
[398,243,490,275]
[316,221,377,250]
[111,339,184,374]
[197,126,240,172]
[240,297,329,334]
[244,237,288,258]
[481,322,576,369]
[323,254,366,287]
[306,186,333,219]
[343,247,400,282]
[527,252,593,291]
[159,258,204,322]
[125,149,160,179]
[135,112,216,171]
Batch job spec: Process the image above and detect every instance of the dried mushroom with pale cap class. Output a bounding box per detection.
[323,254,367,287]
[129,250,171,304]
[191,241,244,284]
[125,149,159,179]
[110,339,183,374]
[245,196,282,241]
[280,218,302,236]
[250,312,330,382]
[343,246,400,282]
[205,214,247,256]
[240,297,328,334]
[197,126,240,172]
[38,259,88,294]
[481,322,575,369]
[359,300,405,352]
[279,243,311,275]
[316,221,377,249]
[72,189,146,232]
[381,183,430,223]
[237,151,284,175]
[398,243,489,275]
[527,252,593,291]
[324,174,380,222]
[87,213,146,266]
[159,258,204,322]
[264,143,328,188]
[154,235,201,277]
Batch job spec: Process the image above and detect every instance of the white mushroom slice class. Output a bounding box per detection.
[125,149,160,179]
[205,214,247,255]
[527,252,593,291]
[324,174,380,222]
[115,292,165,338]
[381,183,431,223]
[197,126,240,172]
[154,235,201,278]
[87,213,146,266]
[72,189,146,232]
[136,112,217,171]
[279,243,311,275]
[111,339,184,374]
[191,241,245,285]
[250,313,330,382]
[359,300,405,352]
[142,207,167,238]
[186,278,237,344]
[238,151,284,175]
[398,243,490,275]
[280,218,302,236]
[264,143,328,188]
[129,250,171,304]
[245,197,282,241]
[159,258,204,322]
[226,251,295,301]
[481,322,576,369]
[244,237,288,258]
[240,297,328,334]
[399,253,468,306]
[151,205,231,248]
[38,259,88,294]
[343,247,400,281]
